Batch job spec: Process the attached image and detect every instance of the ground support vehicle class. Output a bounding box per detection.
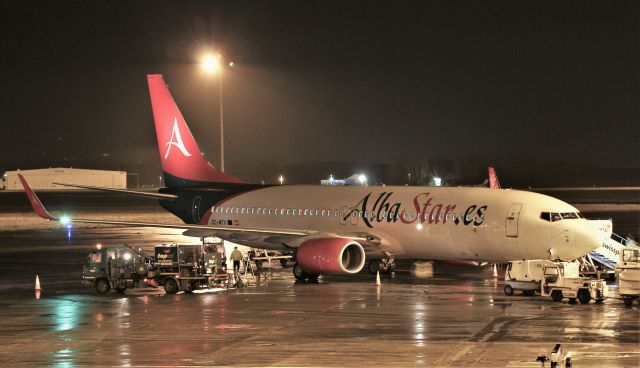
[616,248,640,306]
[503,260,554,296]
[541,262,608,304]
[147,244,212,294]
[82,245,150,294]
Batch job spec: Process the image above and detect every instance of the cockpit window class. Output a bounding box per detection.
[540,212,562,222]
[561,212,578,219]
[577,212,585,219]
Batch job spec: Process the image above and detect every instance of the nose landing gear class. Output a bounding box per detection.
[367,257,395,275]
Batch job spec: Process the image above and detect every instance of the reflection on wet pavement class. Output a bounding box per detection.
[0,225,638,366]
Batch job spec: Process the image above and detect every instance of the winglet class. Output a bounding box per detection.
[17,174,56,221]
[488,167,501,189]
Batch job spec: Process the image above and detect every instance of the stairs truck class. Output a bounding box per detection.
[616,248,640,306]
[580,219,638,280]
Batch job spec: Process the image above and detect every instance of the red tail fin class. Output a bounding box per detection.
[147,74,243,185]
[488,167,501,189]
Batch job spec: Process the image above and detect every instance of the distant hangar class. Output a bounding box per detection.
[2,168,126,190]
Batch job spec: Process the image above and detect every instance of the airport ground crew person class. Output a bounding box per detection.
[230,247,243,274]
[212,247,224,273]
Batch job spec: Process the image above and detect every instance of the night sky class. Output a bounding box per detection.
[1,1,638,185]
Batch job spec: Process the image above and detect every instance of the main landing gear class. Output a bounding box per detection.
[367,257,395,275]
[293,262,319,282]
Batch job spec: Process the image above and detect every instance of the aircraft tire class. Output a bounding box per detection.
[551,290,563,302]
[95,278,111,294]
[164,278,179,294]
[504,285,514,296]
[577,289,591,304]
[293,263,307,281]
[367,259,381,275]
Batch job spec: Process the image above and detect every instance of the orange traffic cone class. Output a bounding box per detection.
[376,271,381,286]
[492,264,498,278]
[35,274,41,290]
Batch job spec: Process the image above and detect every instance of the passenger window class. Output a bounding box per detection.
[540,212,551,221]
[550,213,561,222]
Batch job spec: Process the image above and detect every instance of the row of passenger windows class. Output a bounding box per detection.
[212,206,482,222]
[213,206,339,217]
[540,212,584,222]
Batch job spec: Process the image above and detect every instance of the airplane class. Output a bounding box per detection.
[18,74,606,281]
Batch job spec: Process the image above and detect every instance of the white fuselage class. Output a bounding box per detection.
[195,186,603,263]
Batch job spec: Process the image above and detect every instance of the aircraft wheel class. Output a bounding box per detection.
[114,286,127,293]
[623,297,634,307]
[577,289,591,304]
[551,290,563,302]
[367,259,381,275]
[293,263,307,281]
[163,278,179,294]
[95,278,111,294]
[504,285,514,296]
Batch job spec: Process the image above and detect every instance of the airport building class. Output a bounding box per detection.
[2,168,126,190]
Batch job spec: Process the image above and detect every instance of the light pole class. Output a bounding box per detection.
[201,53,233,172]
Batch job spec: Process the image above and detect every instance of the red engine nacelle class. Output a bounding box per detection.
[296,238,366,274]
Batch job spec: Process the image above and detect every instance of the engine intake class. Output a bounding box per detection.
[296,238,365,274]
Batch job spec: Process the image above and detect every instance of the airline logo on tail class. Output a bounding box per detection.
[488,167,501,189]
[164,118,192,159]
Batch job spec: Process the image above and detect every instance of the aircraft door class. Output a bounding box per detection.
[192,196,202,223]
[505,203,522,237]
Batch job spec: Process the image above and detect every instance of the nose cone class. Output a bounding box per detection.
[573,223,606,259]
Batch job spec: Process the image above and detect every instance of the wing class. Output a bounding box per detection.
[51,182,177,200]
[18,174,314,238]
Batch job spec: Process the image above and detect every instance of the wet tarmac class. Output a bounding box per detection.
[0,225,639,367]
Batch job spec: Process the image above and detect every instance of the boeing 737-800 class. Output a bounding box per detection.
[18,74,605,281]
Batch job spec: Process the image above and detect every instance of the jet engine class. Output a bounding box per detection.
[296,238,366,274]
